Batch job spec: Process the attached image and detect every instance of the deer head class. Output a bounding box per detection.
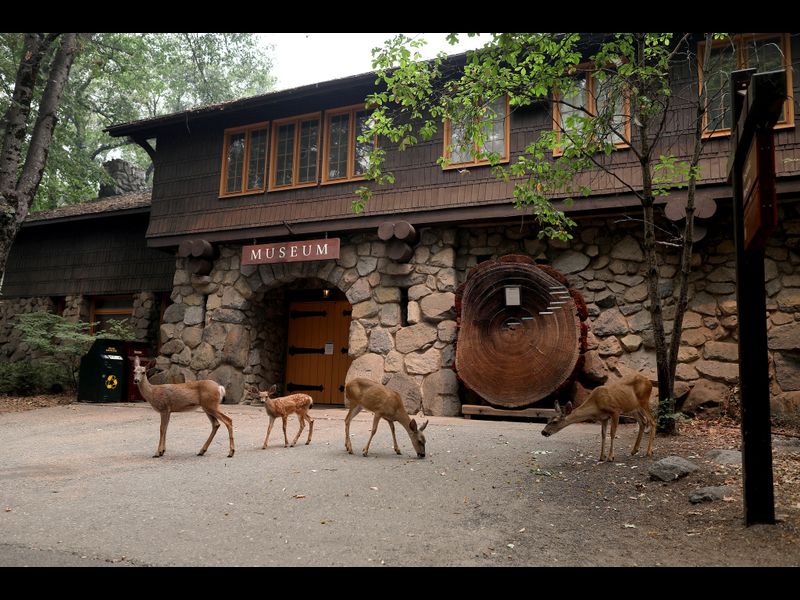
[408,417,429,457]
[541,400,573,437]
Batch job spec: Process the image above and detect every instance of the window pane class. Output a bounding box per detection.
[704,43,737,131]
[225,133,245,193]
[298,119,319,183]
[448,119,473,164]
[594,78,626,145]
[247,128,268,190]
[275,123,295,186]
[354,110,372,176]
[559,76,589,146]
[744,36,786,122]
[327,113,349,179]
[94,297,133,311]
[480,97,507,157]
[95,314,130,336]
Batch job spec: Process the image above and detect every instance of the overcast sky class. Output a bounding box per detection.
[260,33,487,90]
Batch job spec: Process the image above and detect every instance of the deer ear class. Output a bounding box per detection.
[565,401,574,415]
[419,419,429,432]
[268,384,277,395]
[409,419,418,432]
[554,400,561,413]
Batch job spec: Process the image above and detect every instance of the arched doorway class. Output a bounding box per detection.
[284,285,352,405]
[250,277,352,406]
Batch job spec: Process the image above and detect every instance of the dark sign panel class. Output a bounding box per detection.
[241,238,340,265]
[742,134,777,251]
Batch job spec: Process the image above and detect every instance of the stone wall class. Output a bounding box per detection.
[453,202,800,417]
[156,231,461,413]
[0,292,162,364]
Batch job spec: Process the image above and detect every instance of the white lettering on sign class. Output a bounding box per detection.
[241,238,341,265]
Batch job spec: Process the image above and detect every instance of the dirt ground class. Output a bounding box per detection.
[2,393,799,566]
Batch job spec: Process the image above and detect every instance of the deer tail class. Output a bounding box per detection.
[218,385,226,403]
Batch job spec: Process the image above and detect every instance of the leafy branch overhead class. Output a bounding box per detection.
[357,33,728,434]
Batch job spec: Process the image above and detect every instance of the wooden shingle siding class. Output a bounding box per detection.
[132,37,800,244]
[2,214,174,298]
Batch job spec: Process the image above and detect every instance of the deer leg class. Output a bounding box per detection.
[305,413,314,445]
[198,412,220,456]
[632,413,645,455]
[608,415,620,462]
[282,416,289,447]
[386,419,401,455]
[362,413,382,457]
[215,410,235,458]
[599,418,608,461]
[290,413,305,447]
[263,416,276,449]
[155,411,171,457]
[344,405,362,454]
[645,409,656,457]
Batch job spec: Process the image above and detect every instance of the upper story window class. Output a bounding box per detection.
[322,105,375,184]
[443,96,510,168]
[699,33,794,137]
[269,113,321,190]
[219,122,269,197]
[552,68,630,156]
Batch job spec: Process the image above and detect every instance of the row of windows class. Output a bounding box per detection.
[220,100,512,197]
[220,105,376,197]
[552,33,794,153]
[220,34,793,196]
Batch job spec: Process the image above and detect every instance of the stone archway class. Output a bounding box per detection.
[158,232,461,414]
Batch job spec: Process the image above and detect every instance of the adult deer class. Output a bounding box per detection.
[541,373,655,462]
[244,384,314,448]
[132,356,234,458]
[344,377,428,458]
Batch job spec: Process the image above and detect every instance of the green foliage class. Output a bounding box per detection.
[0,361,67,396]
[101,318,136,342]
[360,33,725,429]
[1,33,277,211]
[15,312,96,391]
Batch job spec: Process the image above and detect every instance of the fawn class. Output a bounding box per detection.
[245,384,314,448]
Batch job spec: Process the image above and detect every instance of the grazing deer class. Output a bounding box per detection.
[132,356,234,458]
[344,377,428,458]
[541,373,655,462]
[244,384,314,448]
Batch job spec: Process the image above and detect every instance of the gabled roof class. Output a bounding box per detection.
[25,190,151,226]
[105,70,379,138]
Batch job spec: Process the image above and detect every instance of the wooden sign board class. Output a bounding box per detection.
[242,238,340,265]
[741,134,777,251]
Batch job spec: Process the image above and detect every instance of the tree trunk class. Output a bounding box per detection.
[0,33,86,276]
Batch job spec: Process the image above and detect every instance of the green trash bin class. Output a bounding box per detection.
[77,339,128,402]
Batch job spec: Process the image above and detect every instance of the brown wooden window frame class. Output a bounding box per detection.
[268,112,322,191]
[442,95,511,170]
[321,104,376,185]
[89,294,134,336]
[552,66,632,158]
[699,33,794,139]
[219,121,270,198]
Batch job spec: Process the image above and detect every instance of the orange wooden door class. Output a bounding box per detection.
[285,300,352,405]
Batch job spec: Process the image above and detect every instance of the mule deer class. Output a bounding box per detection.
[344,377,428,458]
[541,373,655,461]
[132,356,234,458]
[244,384,314,448]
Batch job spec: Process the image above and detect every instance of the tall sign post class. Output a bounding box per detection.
[726,68,786,525]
